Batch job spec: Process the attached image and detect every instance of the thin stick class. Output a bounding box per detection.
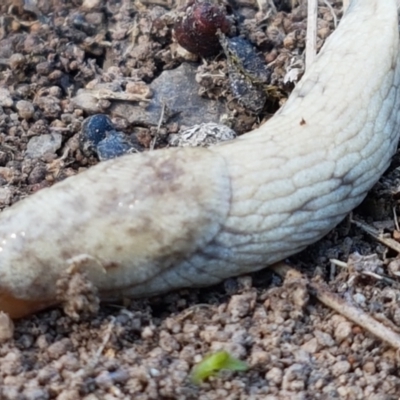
[94,317,115,359]
[351,218,400,254]
[256,0,277,14]
[393,207,399,231]
[150,102,166,151]
[272,262,400,349]
[322,0,338,28]
[305,0,318,70]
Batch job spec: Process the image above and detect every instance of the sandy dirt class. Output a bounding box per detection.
[1,0,400,399]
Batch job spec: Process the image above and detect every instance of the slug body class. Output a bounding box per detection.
[1,0,400,318]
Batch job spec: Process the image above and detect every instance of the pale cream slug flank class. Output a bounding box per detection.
[0,0,399,318]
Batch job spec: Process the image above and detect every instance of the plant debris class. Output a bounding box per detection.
[190,350,248,385]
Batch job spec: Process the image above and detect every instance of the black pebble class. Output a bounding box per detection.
[96,130,134,161]
[80,114,115,156]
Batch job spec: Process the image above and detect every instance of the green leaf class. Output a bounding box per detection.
[190,350,248,384]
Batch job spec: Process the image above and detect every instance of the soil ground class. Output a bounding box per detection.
[1,0,400,399]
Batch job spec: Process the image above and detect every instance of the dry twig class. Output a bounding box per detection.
[305,0,318,70]
[150,101,167,150]
[256,0,277,14]
[92,89,150,103]
[322,0,338,28]
[351,218,400,254]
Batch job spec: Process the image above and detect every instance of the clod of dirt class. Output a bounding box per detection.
[219,34,271,113]
[56,269,100,321]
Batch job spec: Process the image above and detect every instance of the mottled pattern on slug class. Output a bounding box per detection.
[0,0,400,318]
[109,0,400,297]
[211,0,400,265]
[0,148,231,316]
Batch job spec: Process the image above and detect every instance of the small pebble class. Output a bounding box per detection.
[332,360,351,377]
[314,330,335,348]
[266,367,283,385]
[362,361,376,374]
[334,321,353,343]
[16,100,35,120]
[353,293,366,306]
[301,337,319,354]
[0,88,13,108]
[26,133,62,158]
[0,187,13,206]
[0,311,14,342]
[9,53,25,70]
[21,387,50,400]
[81,0,102,10]
[47,338,73,360]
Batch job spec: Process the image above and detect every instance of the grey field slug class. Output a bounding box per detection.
[1,0,400,318]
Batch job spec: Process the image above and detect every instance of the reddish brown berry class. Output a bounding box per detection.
[174,1,232,57]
